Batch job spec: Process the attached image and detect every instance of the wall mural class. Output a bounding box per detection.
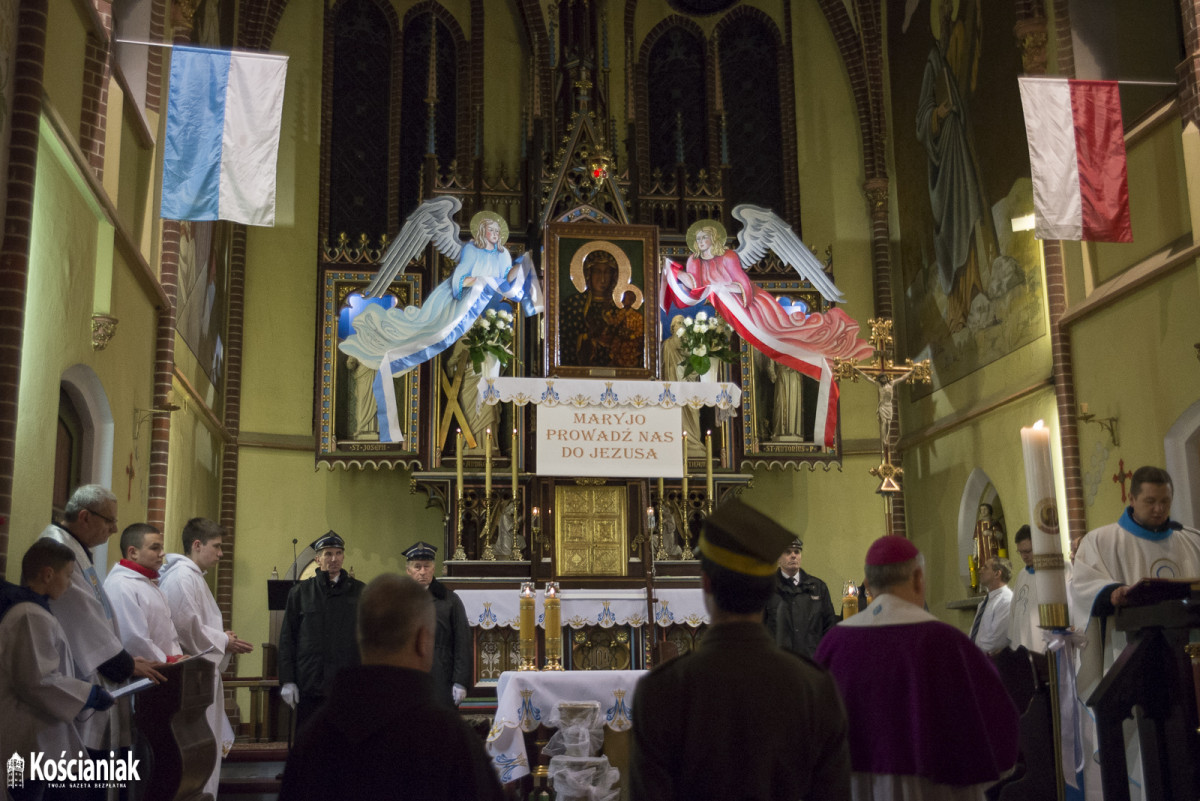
[889,0,1046,395]
[176,220,232,394]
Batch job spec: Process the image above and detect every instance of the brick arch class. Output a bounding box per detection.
[319,0,403,240]
[711,5,798,222]
[634,15,709,181]
[237,0,289,50]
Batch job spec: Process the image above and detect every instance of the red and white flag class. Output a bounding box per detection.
[1018,77,1131,242]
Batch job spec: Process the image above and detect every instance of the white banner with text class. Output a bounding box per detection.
[537,404,685,478]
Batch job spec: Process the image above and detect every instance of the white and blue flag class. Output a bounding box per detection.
[162,45,288,227]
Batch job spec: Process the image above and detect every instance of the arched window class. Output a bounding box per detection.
[398,11,459,218]
[719,15,783,211]
[328,0,394,243]
[646,26,708,173]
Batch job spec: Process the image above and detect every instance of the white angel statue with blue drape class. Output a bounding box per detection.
[339,197,543,442]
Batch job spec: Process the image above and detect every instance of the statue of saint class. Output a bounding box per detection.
[661,315,704,455]
[447,339,498,453]
[766,359,806,441]
[345,356,379,441]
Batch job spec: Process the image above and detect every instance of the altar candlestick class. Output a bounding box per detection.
[455,429,464,493]
[657,476,665,506]
[1020,420,1068,626]
[681,432,689,501]
[518,581,537,670]
[511,427,518,496]
[646,506,656,532]
[543,582,563,670]
[485,428,493,497]
[705,430,714,500]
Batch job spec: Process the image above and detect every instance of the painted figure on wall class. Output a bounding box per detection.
[661,206,872,447]
[338,197,543,442]
[916,0,993,334]
[891,0,1044,392]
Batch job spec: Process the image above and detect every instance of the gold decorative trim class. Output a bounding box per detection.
[91,314,118,351]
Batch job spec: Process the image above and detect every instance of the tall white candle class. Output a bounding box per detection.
[1020,420,1068,623]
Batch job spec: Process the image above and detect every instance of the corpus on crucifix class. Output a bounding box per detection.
[832,318,930,494]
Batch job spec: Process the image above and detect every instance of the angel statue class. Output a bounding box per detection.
[661,205,873,447]
[339,197,544,442]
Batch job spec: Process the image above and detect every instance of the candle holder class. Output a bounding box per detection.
[675,492,695,560]
[480,494,498,561]
[531,506,545,555]
[543,582,563,670]
[518,581,538,670]
[452,493,468,561]
[654,500,670,562]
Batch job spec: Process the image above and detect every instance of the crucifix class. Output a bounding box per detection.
[833,318,931,530]
[126,452,136,501]
[1112,458,1133,503]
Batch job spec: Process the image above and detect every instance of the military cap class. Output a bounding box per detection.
[311,531,345,552]
[699,498,797,577]
[403,541,438,561]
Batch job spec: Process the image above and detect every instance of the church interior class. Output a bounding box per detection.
[2,0,1199,790]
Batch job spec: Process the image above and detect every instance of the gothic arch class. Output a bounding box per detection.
[401,2,472,173]
[60,364,115,572]
[320,0,403,242]
[635,15,710,178]
[711,6,796,220]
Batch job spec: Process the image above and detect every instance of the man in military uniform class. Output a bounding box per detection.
[630,499,851,801]
[278,531,366,732]
[404,541,471,706]
[764,535,837,657]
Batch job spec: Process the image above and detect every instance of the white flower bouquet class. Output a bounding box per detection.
[461,308,515,374]
[676,312,737,377]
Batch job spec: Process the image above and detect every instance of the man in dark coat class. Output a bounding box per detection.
[279,573,502,801]
[405,541,471,706]
[278,531,366,733]
[763,535,838,657]
[630,499,851,801]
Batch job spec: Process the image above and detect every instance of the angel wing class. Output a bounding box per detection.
[362,196,466,298]
[731,204,846,304]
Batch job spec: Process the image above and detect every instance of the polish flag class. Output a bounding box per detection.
[1018,77,1132,242]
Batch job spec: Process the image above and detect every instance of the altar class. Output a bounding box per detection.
[449,585,710,677]
[487,669,647,785]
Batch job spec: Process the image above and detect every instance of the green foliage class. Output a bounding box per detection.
[460,308,515,374]
[675,312,737,377]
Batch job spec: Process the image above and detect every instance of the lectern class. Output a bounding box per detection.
[1087,584,1200,801]
[132,658,218,801]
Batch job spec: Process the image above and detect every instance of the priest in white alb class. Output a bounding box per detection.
[160,518,255,799]
[1069,466,1200,800]
[103,523,184,663]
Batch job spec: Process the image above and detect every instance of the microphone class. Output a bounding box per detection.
[291,538,299,581]
[1167,520,1200,537]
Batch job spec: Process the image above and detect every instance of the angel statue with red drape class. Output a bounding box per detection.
[661,205,872,447]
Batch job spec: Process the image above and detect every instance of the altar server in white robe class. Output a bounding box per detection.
[1069,466,1200,801]
[160,517,254,799]
[104,523,184,662]
[0,540,114,776]
[39,484,166,754]
[1007,526,1044,653]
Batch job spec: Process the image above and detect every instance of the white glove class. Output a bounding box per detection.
[280,683,299,709]
[452,684,466,706]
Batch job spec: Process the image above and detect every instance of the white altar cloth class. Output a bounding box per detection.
[457,587,709,630]
[487,669,646,783]
[479,376,740,420]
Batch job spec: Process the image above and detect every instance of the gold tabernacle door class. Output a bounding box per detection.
[554,484,629,576]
